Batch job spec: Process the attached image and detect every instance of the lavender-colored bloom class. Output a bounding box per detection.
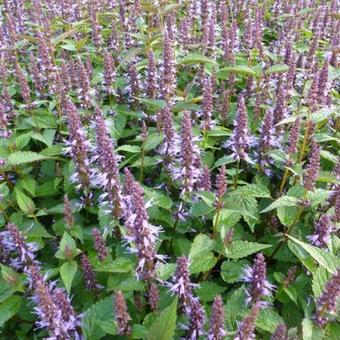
[258,110,277,174]
[186,298,206,339]
[64,194,74,229]
[94,107,122,218]
[303,138,320,192]
[63,99,92,192]
[81,254,100,294]
[273,81,288,134]
[227,95,252,162]
[201,76,214,131]
[313,268,340,327]
[179,111,201,194]
[215,165,227,209]
[161,29,176,102]
[169,256,196,308]
[15,63,31,104]
[103,50,116,94]
[333,195,340,223]
[307,70,320,112]
[146,50,157,99]
[127,61,140,106]
[75,59,93,107]
[92,228,108,261]
[208,295,227,340]
[318,59,330,106]
[5,223,37,265]
[160,105,177,158]
[89,4,103,48]
[287,117,301,155]
[198,166,212,191]
[123,167,134,197]
[148,282,160,311]
[124,180,162,281]
[241,253,274,306]
[271,323,287,340]
[307,215,333,248]
[115,290,131,335]
[283,266,298,288]
[234,302,260,340]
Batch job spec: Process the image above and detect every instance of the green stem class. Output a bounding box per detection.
[212,208,221,239]
[279,167,290,194]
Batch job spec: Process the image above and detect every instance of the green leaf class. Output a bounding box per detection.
[146,297,178,340]
[82,295,117,339]
[195,281,226,302]
[219,65,257,78]
[179,53,217,65]
[302,318,324,340]
[116,145,141,153]
[237,183,271,198]
[189,234,215,259]
[60,261,77,294]
[261,196,298,213]
[0,295,21,327]
[19,176,36,196]
[144,133,164,151]
[55,232,81,260]
[144,187,173,210]
[312,267,330,298]
[14,188,35,214]
[287,236,340,274]
[135,98,167,110]
[190,252,217,274]
[225,240,272,259]
[265,64,289,75]
[93,257,134,273]
[221,260,249,283]
[7,151,51,166]
[256,308,284,332]
[225,287,247,328]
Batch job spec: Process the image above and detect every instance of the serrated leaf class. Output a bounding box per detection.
[195,281,226,302]
[180,53,217,65]
[302,318,324,340]
[219,65,257,78]
[81,295,116,339]
[14,188,35,214]
[256,308,284,332]
[94,257,134,273]
[7,151,51,166]
[189,234,215,259]
[287,236,340,274]
[60,261,77,294]
[221,260,249,283]
[146,297,178,340]
[225,240,272,259]
[0,295,21,327]
[265,64,289,75]
[261,196,298,213]
[144,133,164,151]
[312,267,330,298]
[116,145,141,153]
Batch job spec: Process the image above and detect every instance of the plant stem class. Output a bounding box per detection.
[212,208,221,239]
[279,167,290,194]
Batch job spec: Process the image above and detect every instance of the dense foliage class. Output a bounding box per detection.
[0,0,339,339]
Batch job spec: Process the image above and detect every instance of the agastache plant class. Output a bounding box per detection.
[307,215,333,248]
[208,295,227,340]
[303,137,320,192]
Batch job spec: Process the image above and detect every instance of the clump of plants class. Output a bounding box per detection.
[0,0,339,339]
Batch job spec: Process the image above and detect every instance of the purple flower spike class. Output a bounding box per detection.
[307,215,333,248]
[169,256,196,308]
[314,269,340,327]
[208,295,227,340]
[63,99,92,192]
[271,323,287,340]
[94,107,122,218]
[186,298,206,340]
[234,302,261,340]
[148,282,160,311]
[227,95,252,162]
[103,50,116,94]
[146,50,157,99]
[81,254,100,295]
[123,180,163,281]
[215,165,227,209]
[92,228,108,261]
[241,253,274,307]
[303,138,320,192]
[287,117,301,156]
[201,76,214,131]
[180,111,201,194]
[115,291,132,335]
